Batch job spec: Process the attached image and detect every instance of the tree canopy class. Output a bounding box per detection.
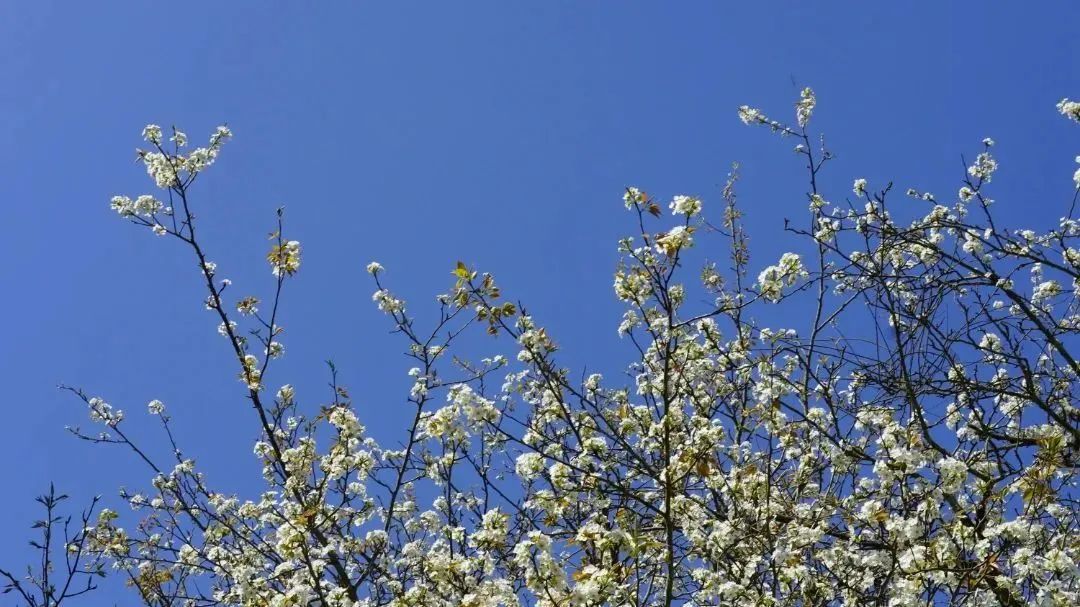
[5,91,1080,607]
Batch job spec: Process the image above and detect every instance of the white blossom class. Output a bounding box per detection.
[757,252,807,302]
[669,194,702,217]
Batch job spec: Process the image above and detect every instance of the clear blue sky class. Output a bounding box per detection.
[1,1,1077,601]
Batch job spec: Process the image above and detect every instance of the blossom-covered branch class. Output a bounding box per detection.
[50,89,1080,607]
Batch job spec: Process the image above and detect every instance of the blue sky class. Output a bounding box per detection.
[1,1,1078,601]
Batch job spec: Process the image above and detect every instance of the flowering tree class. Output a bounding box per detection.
[8,92,1080,607]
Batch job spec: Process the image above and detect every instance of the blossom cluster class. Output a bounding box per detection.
[68,93,1080,607]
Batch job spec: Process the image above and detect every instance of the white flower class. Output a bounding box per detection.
[152,224,167,236]
[737,105,763,125]
[937,457,967,493]
[110,195,134,216]
[147,399,165,415]
[177,544,199,567]
[366,261,384,275]
[277,384,295,404]
[961,229,984,255]
[795,87,815,127]
[372,289,405,313]
[471,509,509,549]
[622,186,646,209]
[88,397,123,426]
[757,252,807,302]
[185,148,215,173]
[1032,279,1061,303]
[814,217,840,241]
[268,240,301,276]
[253,441,272,457]
[515,452,545,481]
[945,403,961,429]
[142,124,163,145]
[655,225,694,256]
[853,178,868,196]
[211,125,232,143]
[266,341,284,358]
[133,195,163,215]
[141,152,179,188]
[967,152,997,182]
[978,332,1004,363]
[1058,98,1080,123]
[669,195,702,217]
